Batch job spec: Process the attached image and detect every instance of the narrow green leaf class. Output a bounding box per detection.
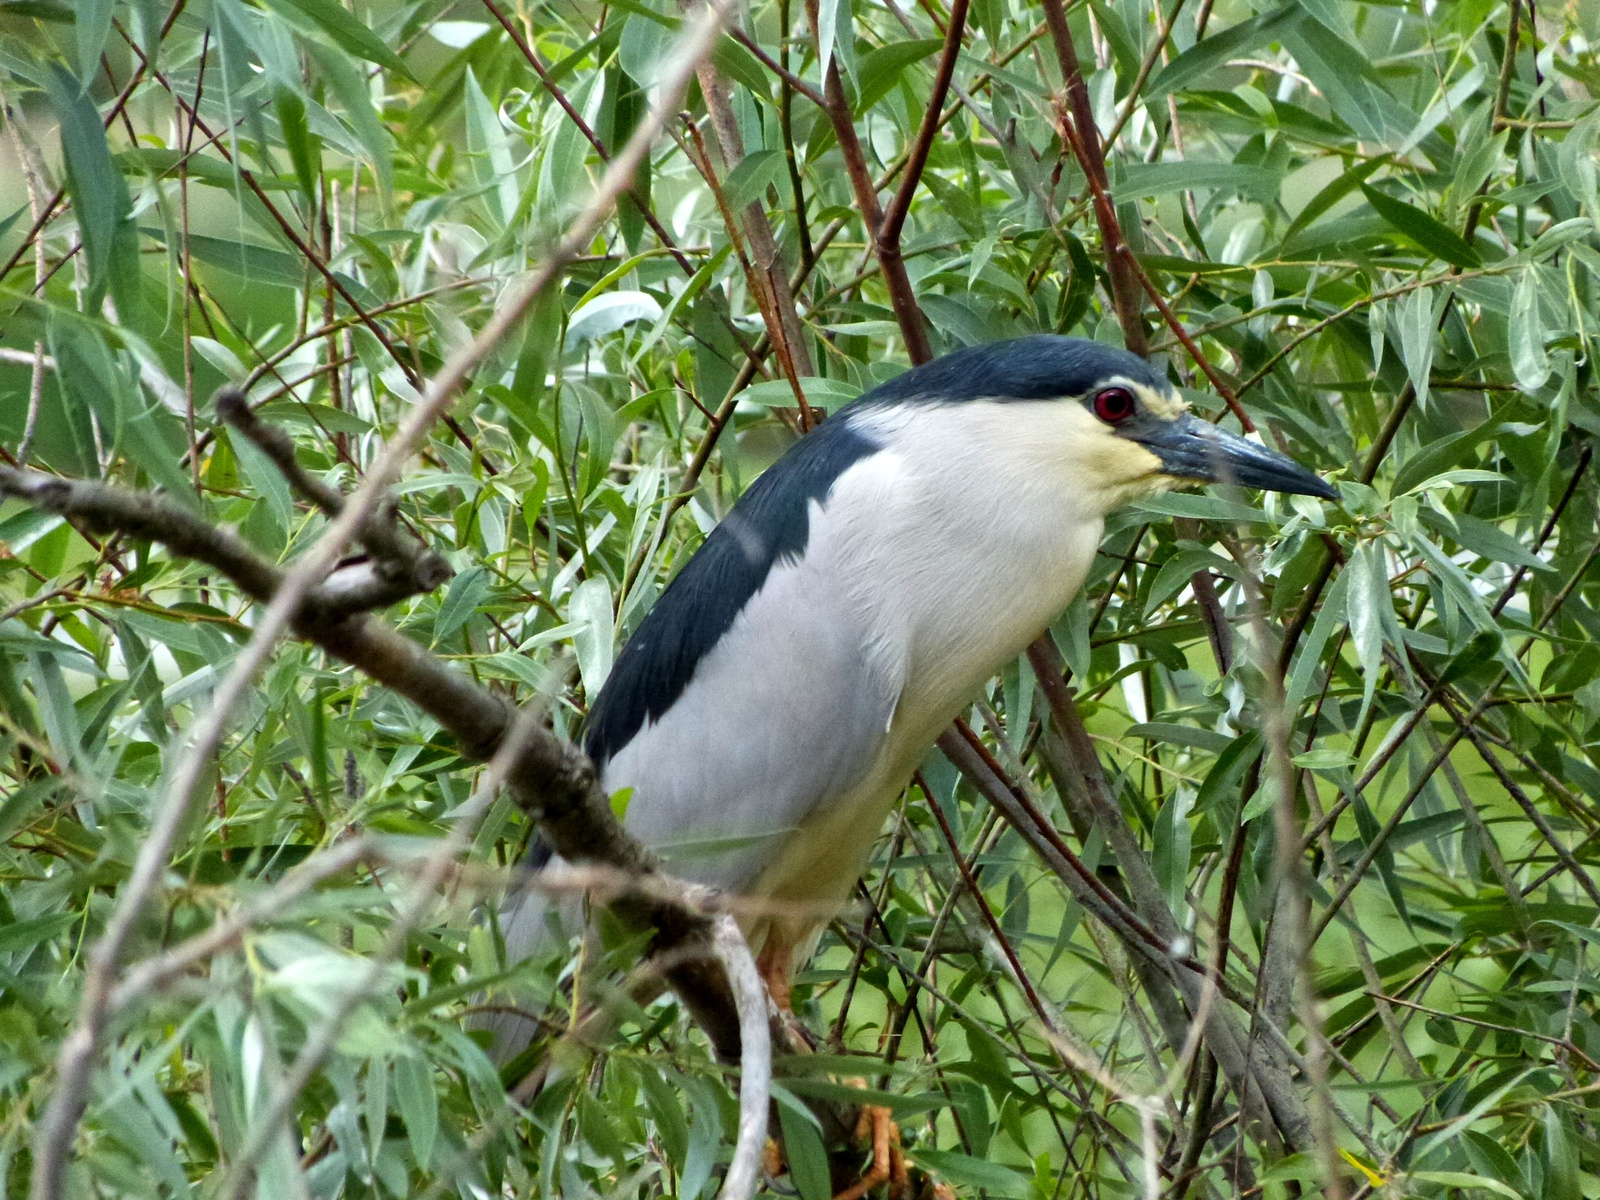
[0,2,74,22]
[710,35,771,98]
[1129,722,1237,753]
[567,576,614,695]
[722,149,788,212]
[305,39,395,196]
[816,0,845,80]
[0,911,77,954]
[1407,1172,1521,1199]
[1397,286,1437,410]
[0,201,26,245]
[1557,110,1600,229]
[1281,155,1387,246]
[1129,493,1272,525]
[638,1065,688,1166]
[1347,542,1388,723]
[393,1053,437,1171]
[1392,422,1501,496]
[274,89,319,202]
[1146,5,1301,99]
[677,1075,723,1200]
[1418,508,1552,571]
[140,226,381,308]
[773,1087,831,1200]
[1461,1131,1524,1192]
[115,148,293,191]
[1152,787,1192,917]
[1282,17,1417,146]
[1510,266,1551,390]
[1143,543,1236,616]
[463,66,520,229]
[1194,733,1261,817]
[1543,1106,1581,1200]
[258,0,414,79]
[905,1150,1033,1198]
[0,778,56,844]
[74,0,113,85]
[618,2,678,87]
[1117,161,1280,203]
[433,566,490,647]
[1361,183,1481,267]
[1284,566,1349,716]
[44,62,138,314]
[854,38,943,114]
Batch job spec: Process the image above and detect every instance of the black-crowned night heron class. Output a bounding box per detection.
[488,334,1333,1058]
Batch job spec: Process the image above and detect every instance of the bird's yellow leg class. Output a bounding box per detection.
[831,1102,905,1200]
[756,933,818,1053]
[756,934,796,1013]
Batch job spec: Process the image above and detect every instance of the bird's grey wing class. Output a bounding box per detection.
[601,530,900,892]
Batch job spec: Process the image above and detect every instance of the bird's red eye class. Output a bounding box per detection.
[1092,387,1136,424]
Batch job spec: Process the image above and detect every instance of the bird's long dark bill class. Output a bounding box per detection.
[1131,413,1337,499]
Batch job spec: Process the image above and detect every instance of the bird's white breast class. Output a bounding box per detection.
[840,400,1114,747]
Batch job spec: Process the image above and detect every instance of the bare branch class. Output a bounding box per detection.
[873,0,968,367]
[712,915,771,1200]
[216,390,452,615]
[109,837,376,1010]
[215,389,347,514]
[0,468,282,601]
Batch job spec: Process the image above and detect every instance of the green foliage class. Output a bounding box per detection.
[2,0,1600,1197]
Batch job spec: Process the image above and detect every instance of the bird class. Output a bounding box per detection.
[485,334,1334,1061]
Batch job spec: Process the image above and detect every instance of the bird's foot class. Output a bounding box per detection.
[829,1100,907,1200]
[757,936,818,1054]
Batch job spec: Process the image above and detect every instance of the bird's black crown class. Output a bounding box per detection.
[856,335,1168,406]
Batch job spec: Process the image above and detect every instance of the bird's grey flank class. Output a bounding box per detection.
[484,334,1334,1061]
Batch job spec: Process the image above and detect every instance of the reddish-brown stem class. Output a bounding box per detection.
[1039,0,1147,356]
[727,25,828,107]
[1490,443,1592,617]
[918,771,1059,1033]
[876,0,972,355]
[126,44,499,472]
[804,0,934,362]
[0,0,189,289]
[692,45,815,418]
[680,119,813,425]
[944,720,1173,961]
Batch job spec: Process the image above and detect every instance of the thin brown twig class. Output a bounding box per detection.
[0,0,189,288]
[875,0,969,367]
